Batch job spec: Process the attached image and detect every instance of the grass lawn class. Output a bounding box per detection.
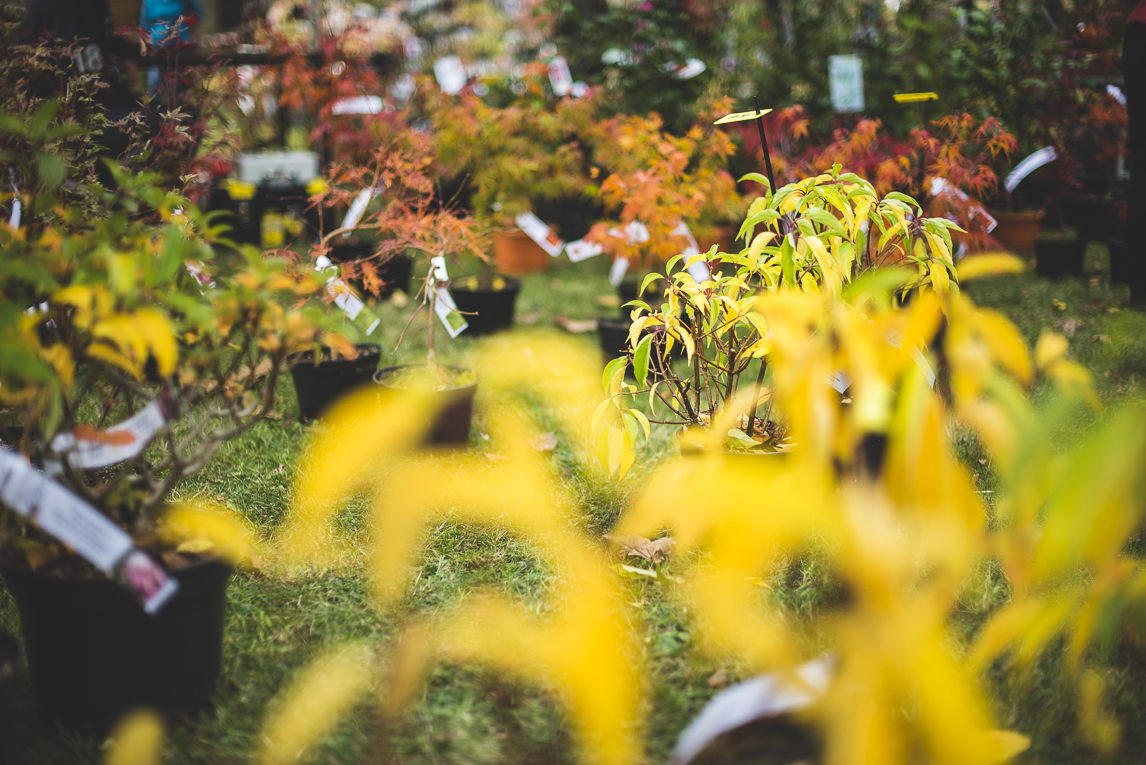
[3,238,1146,764]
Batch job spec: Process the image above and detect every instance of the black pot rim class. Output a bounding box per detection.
[373,364,479,393]
[288,342,382,367]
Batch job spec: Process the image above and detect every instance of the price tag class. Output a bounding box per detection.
[434,286,468,338]
[0,449,179,613]
[609,257,630,287]
[566,238,604,262]
[515,212,565,257]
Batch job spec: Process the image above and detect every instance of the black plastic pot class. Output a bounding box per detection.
[329,242,412,299]
[0,628,20,762]
[2,558,232,732]
[1109,240,1130,286]
[617,279,666,317]
[598,318,632,362]
[373,365,478,448]
[289,343,382,422]
[449,278,521,336]
[1071,194,1119,242]
[1034,238,1086,280]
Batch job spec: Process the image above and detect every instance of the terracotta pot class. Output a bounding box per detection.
[990,209,1046,253]
[493,230,552,275]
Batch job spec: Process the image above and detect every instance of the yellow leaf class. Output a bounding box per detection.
[956,253,1025,281]
[163,505,259,566]
[104,710,165,765]
[259,642,375,765]
[973,309,1032,386]
[928,260,951,296]
[1035,331,1069,369]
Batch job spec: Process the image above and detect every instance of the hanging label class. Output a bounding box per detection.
[1005,146,1057,194]
[666,58,706,80]
[548,55,572,96]
[430,255,450,283]
[314,256,380,336]
[185,261,215,291]
[825,370,851,394]
[570,81,589,98]
[46,400,167,477]
[0,449,179,613]
[828,55,864,113]
[607,220,650,244]
[1107,84,1126,106]
[434,56,467,95]
[434,286,468,338]
[609,257,630,287]
[340,186,380,236]
[331,96,383,115]
[515,212,565,256]
[566,238,604,262]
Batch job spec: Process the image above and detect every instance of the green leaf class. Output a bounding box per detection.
[603,356,627,397]
[29,101,61,138]
[633,334,652,388]
[35,153,65,190]
[726,428,758,451]
[738,172,772,192]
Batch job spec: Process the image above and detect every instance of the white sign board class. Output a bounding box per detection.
[828,55,864,113]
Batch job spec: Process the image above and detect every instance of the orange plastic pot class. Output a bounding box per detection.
[990,209,1046,253]
[494,230,551,275]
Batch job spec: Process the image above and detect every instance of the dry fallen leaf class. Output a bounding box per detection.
[595,294,621,308]
[517,310,543,325]
[1054,318,1083,337]
[554,316,598,334]
[605,534,677,565]
[238,358,275,381]
[261,410,285,420]
[707,667,729,687]
[531,433,558,452]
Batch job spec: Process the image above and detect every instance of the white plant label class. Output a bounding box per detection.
[331,95,382,115]
[340,186,380,236]
[46,399,167,476]
[430,255,450,283]
[1005,146,1057,194]
[1107,84,1126,106]
[8,199,20,229]
[185,261,215,291]
[314,256,379,336]
[685,256,711,283]
[434,286,468,338]
[548,55,572,96]
[515,212,565,256]
[826,370,851,394]
[565,238,604,262]
[670,58,706,80]
[607,220,649,245]
[609,257,630,287]
[570,81,589,98]
[0,449,179,613]
[829,54,864,113]
[434,55,467,95]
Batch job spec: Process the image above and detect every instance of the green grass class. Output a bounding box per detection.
[4,240,1146,763]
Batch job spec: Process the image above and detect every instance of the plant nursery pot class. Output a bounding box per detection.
[449,276,521,336]
[494,230,551,275]
[1109,240,1129,286]
[2,557,232,732]
[990,209,1046,253]
[597,317,633,361]
[1070,194,1119,242]
[1034,238,1086,280]
[373,365,478,448]
[0,628,20,761]
[289,343,382,423]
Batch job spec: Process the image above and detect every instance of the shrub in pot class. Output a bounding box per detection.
[0,105,343,731]
[594,167,963,470]
[420,65,599,275]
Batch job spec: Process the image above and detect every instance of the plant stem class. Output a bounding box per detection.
[745,360,769,437]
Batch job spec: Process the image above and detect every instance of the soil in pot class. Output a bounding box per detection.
[1035,237,1086,280]
[0,628,19,761]
[329,242,413,299]
[449,275,521,336]
[2,557,232,733]
[991,209,1046,253]
[494,230,552,275]
[290,343,382,423]
[374,364,478,448]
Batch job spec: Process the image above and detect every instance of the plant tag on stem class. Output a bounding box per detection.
[185,261,215,291]
[434,286,468,338]
[8,183,20,229]
[430,255,450,282]
[608,220,650,244]
[1005,146,1057,194]
[548,55,572,96]
[515,212,565,256]
[566,238,603,262]
[315,256,380,335]
[609,257,630,287]
[340,186,381,236]
[45,399,167,476]
[0,449,179,613]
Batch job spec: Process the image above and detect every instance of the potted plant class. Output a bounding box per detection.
[420,64,599,275]
[594,166,961,465]
[0,103,342,731]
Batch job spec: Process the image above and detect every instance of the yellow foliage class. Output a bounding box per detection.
[104,710,165,765]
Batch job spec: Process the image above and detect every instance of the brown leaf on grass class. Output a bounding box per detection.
[1054,318,1083,337]
[554,316,598,334]
[72,424,136,446]
[517,309,543,325]
[238,358,276,381]
[604,534,677,565]
[707,667,728,687]
[261,410,285,420]
[531,433,558,452]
